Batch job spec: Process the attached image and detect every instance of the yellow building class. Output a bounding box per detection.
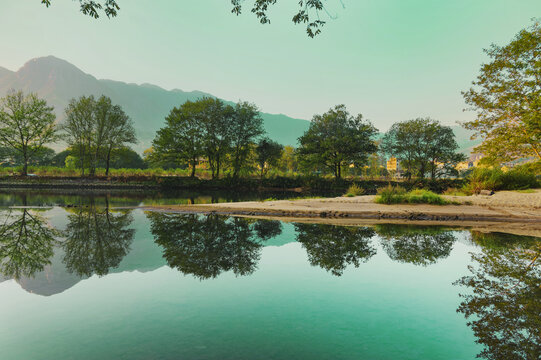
[386,157,398,172]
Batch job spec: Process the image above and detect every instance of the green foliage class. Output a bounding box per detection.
[465,165,539,193]
[230,0,337,37]
[454,238,541,359]
[255,137,283,179]
[298,104,378,179]
[63,95,136,176]
[0,90,58,175]
[41,0,119,18]
[381,117,465,179]
[344,183,365,197]
[463,21,541,163]
[375,186,449,205]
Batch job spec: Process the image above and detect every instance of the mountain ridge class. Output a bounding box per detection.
[0,56,479,155]
[0,56,311,152]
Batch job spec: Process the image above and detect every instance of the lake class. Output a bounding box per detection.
[0,192,539,360]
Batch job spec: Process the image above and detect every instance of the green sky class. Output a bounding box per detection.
[0,0,540,129]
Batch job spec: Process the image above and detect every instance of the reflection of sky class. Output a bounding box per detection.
[0,206,482,359]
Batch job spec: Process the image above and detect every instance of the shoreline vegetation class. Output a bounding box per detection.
[134,190,541,237]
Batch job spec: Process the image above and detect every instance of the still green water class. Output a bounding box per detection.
[0,192,539,360]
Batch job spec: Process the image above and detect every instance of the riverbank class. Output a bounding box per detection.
[138,190,541,237]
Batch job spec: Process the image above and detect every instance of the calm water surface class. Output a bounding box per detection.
[0,192,539,360]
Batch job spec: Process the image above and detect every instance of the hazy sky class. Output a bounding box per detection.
[0,1,540,129]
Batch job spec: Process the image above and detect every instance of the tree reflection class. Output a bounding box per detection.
[0,209,59,279]
[294,223,376,276]
[375,225,456,266]
[455,232,541,360]
[62,199,135,277]
[148,214,282,279]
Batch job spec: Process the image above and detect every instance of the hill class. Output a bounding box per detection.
[0,56,310,152]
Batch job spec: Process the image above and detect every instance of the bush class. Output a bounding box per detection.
[344,184,365,197]
[375,186,449,205]
[375,185,407,204]
[464,164,539,193]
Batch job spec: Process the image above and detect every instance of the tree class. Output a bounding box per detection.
[230,102,265,178]
[63,95,95,176]
[375,225,456,266]
[0,208,60,280]
[0,91,58,176]
[149,213,268,279]
[63,199,135,277]
[41,0,119,18]
[294,223,376,276]
[454,234,541,359]
[255,137,283,178]
[152,100,205,177]
[298,105,378,179]
[278,145,298,173]
[463,21,541,163]
[100,99,136,176]
[199,98,234,179]
[382,118,465,180]
[63,95,135,176]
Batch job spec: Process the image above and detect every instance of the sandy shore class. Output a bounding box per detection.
[138,190,541,237]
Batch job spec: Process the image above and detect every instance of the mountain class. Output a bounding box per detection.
[0,56,310,152]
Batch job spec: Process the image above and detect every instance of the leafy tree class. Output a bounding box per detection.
[255,137,283,178]
[375,225,456,266]
[230,102,265,178]
[0,208,60,280]
[382,118,465,180]
[0,91,58,175]
[63,95,95,176]
[0,146,56,167]
[100,99,136,175]
[454,235,541,360]
[278,145,298,173]
[294,223,376,276]
[149,213,271,279]
[200,98,235,179]
[107,147,145,169]
[298,104,378,179]
[41,0,119,18]
[63,199,135,277]
[463,21,541,163]
[62,95,135,176]
[152,100,205,177]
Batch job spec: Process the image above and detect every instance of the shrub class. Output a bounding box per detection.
[464,165,539,193]
[375,186,449,205]
[443,187,471,196]
[344,184,365,197]
[375,185,407,204]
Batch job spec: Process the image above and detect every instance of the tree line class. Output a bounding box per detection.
[1,21,540,178]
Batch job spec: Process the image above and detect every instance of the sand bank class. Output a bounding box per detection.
[139,190,541,237]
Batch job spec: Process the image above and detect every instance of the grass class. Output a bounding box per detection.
[344,184,365,197]
[514,189,537,193]
[443,187,471,196]
[375,185,450,205]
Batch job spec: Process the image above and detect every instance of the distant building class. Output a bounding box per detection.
[386,157,398,172]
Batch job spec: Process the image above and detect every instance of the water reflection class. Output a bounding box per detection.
[149,213,281,279]
[0,209,59,279]
[376,225,456,266]
[63,200,135,277]
[454,232,541,360]
[294,223,376,276]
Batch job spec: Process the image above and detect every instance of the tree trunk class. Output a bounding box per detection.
[105,147,112,176]
[190,156,196,178]
[22,148,28,176]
